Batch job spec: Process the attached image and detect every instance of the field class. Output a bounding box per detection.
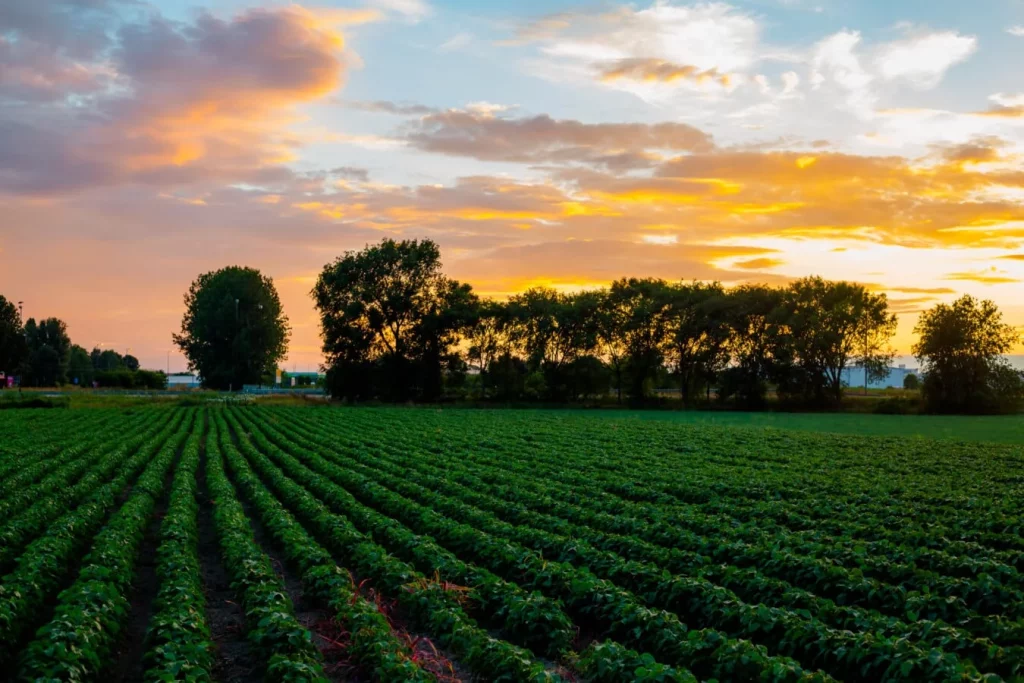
[0,406,1022,683]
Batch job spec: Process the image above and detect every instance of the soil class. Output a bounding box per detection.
[105,445,178,682]
[197,449,262,683]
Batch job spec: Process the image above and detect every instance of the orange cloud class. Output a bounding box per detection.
[598,58,732,87]
[403,110,714,170]
[1,5,349,195]
[944,268,1020,284]
[733,257,784,270]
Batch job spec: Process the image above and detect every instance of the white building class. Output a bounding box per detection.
[167,373,201,388]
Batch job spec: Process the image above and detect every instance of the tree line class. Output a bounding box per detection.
[0,298,164,389]
[5,237,1020,413]
[304,239,1022,413]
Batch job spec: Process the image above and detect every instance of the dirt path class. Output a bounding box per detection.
[197,448,262,683]
[105,441,181,682]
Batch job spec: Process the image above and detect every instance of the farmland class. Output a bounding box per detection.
[0,405,1022,682]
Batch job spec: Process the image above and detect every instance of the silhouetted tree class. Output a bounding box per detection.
[780,277,896,405]
[174,266,290,390]
[22,318,72,386]
[665,281,732,405]
[0,295,27,378]
[313,238,476,401]
[914,296,1022,413]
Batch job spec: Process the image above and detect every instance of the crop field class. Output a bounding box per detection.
[0,406,1022,682]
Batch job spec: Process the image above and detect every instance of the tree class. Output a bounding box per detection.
[124,354,140,371]
[174,266,290,391]
[665,281,731,405]
[312,238,476,401]
[505,289,600,400]
[781,277,896,405]
[22,318,72,387]
[903,373,920,391]
[0,295,27,378]
[594,288,629,404]
[913,296,1023,413]
[606,278,673,402]
[720,284,792,408]
[68,345,95,386]
[92,348,124,371]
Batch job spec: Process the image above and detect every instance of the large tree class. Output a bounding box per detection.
[913,295,1023,413]
[22,317,72,387]
[605,278,673,402]
[0,295,27,378]
[174,266,290,391]
[91,348,125,371]
[781,277,896,404]
[665,281,732,405]
[312,238,477,401]
[68,344,95,386]
[720,284,792,408]
[504,288,601,399]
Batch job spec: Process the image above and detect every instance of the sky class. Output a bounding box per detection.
[2,0,1024,373]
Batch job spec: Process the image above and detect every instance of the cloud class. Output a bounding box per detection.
[1008,26,1024,37]
[885,286,957,295]
[446,240,781,295]
[733,257,784,269]
[346,99,438,115]
[810,31,874,113]
[439,33,473,52]
[975,93,1024,119]
[874,30,976,89]
[367,0,431,22]
[508,2,759,95]
[930,136,1008,165]
[598,58,732,87]
[944,268,1020,284]
[998,254,1024,261]
[1,4,350,195]
[402,109,715,169]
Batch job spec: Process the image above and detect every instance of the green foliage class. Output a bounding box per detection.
[0,394,69,409]
[95,369,168,389]
[0,294,27,376]
[2,403,1021,681]
[313,238,477,401]
[174,266,290,391]
[903,373,920,390]
[21,317,72,386]
[914,295,1023,414]
[778,276,897,406]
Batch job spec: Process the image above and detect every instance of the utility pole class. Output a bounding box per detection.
[863,325,869,396]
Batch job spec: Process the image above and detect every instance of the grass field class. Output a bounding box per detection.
[0,405,1021,682]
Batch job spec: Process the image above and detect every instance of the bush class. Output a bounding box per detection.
[0,394,70,409]
[94,369,168,390]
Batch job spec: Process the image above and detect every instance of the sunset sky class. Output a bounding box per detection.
[3,0,1024,372]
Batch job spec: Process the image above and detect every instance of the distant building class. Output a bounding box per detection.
[167,373,201,388]
[841,364,918,390]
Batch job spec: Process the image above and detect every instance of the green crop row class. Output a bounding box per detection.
[212,412,433,681]
[142,412,215,682]
[15,411,195,680]
[235,407,829,683]
[204,424,329,681]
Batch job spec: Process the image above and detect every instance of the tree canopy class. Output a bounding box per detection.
[913,295,1023,413]
[0,295,26,376]
[313,238,477,401]
[173,266,290,390]
[781,277,897,405]
[21,318,72,387]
